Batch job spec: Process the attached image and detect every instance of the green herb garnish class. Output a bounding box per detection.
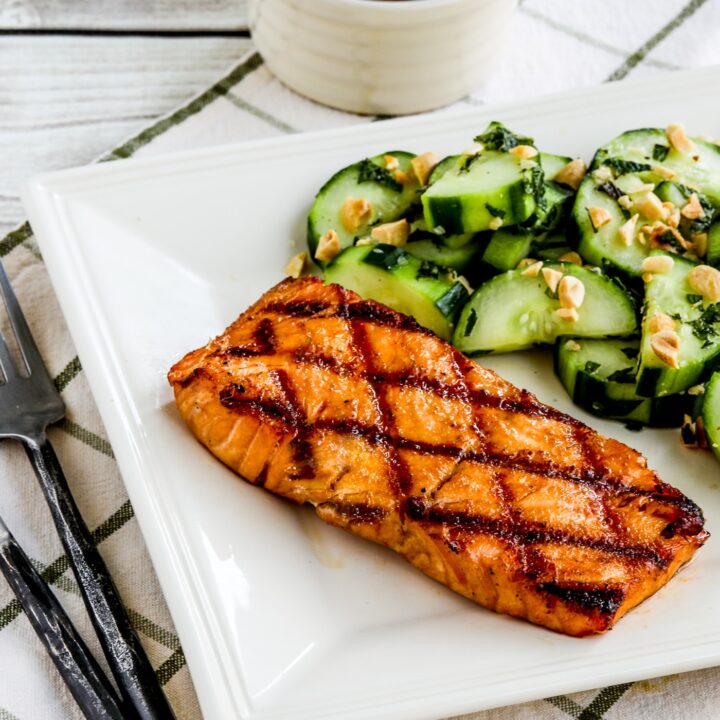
[687,302,720,348]
[485,203,506,219]
[607,367,636,384]
[652,144,670,162]
[584,361,601,374]
[357,158,402,192]
[523,164,547,211]
[602,158,652,175]
[473,122,534,152]
[687,294,703,305]
[620,346,639,359]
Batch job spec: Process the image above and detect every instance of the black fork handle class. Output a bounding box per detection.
[0,521,124,720]
[24,435,176,720]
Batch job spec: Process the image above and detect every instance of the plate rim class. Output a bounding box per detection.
[21,64,720,720]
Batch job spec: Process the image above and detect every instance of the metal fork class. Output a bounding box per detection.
[0,257,175,720]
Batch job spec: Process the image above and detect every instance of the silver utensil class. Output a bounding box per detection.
[0,256,175,720]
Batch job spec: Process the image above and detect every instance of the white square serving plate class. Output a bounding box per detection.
[22,67,720,720]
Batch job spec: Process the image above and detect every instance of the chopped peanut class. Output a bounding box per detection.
[371,218,410,247]
[629,183,656,195]
[410,152,440,186]
[488,217,503,231]
[618,195,633,210]
[648,312,675,334]
[340,197,372,232]
[618,214,639,246]
[642,272,654,284]
[284,251,307,278]
[592,166,614,183]
[632,191,667,222]
[641,255,674,274]
[384,154,399,171]
[394,170,411,185]
[456,274,473,294]
[509,144,538,160]
[653,165,676,180]
[558,276,585,309]
[520,260,543,278]
[687,265,720,302]
[688,384,705,396]
[315,230,341,263]
[542,267,563,294]
[681,193,705,220]
[666,123,694,154]
[355,237,375,246]
[588,206,612,230]
[554,307,579,322]
[651,329,680,369]
[565,339,582,352]
[553,159,587,191]
[516,257,539,269]
[558,251,583,266]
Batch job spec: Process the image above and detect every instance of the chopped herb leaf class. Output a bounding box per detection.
[473,122,534,152]
[607,367,636,384]
[602,158,652,175]
[584,361,601,374]
[544,287,557,299]
[464,308,478,336]
[687,302,720,348]
[357,158,402,192]
[687,294,703,305]
[657,230,685,252]
[652,144,670,162]
[621,346,639,359]
[416,260,440,280]
[597,181,623,201]
[523,164,547,211]
[485,203,506,219]
[458,153,481,174]
[624,420,644,432]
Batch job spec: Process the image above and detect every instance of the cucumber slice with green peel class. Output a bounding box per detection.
[654,180,688,207]
[409,217,476,249]
[702,371,720,461]
[706,219,720,268]
[323,244,469,340]
[453,263,638,355]
[422,150,540,235]
[636,252,720,397]
[591,128,720,205]
[404,237,483,271]
[482,228,534,271]
[427,155,459,186]
[308,151,420,264]
[522,179,574,235]
[554,337,695,427]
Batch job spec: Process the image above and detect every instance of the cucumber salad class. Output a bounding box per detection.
[291,121,720,465]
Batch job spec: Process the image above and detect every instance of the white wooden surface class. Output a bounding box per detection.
[0,34,252,236]
[0,0,248,30]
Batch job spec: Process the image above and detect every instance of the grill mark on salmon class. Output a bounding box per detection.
[169,276,708,636]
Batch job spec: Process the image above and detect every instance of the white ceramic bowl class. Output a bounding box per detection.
[248,0,518,115]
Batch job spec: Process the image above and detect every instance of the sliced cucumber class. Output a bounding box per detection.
[535,245,574,262]
[422,150,540,235]
[554,337,694,427]
[427,155,459,186]
[409,217,476,249]
[636,252,720,397]
[308,151,420,263]
[453,263,638,355]
[708,219,720,268]
[539,152,573,179]
[323,244,468,340]
[576,128,720,276]
[482,228,534,271]
[702,371,720,461]
[592,128,720,205]
[404,237,483,271]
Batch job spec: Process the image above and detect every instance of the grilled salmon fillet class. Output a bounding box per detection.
[168,276,708,636]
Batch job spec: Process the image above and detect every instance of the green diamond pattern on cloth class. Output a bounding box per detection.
[2,1,720,717]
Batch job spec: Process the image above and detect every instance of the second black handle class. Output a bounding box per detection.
[25,435,176,720]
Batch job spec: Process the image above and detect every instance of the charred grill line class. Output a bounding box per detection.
[216,389,701,525]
